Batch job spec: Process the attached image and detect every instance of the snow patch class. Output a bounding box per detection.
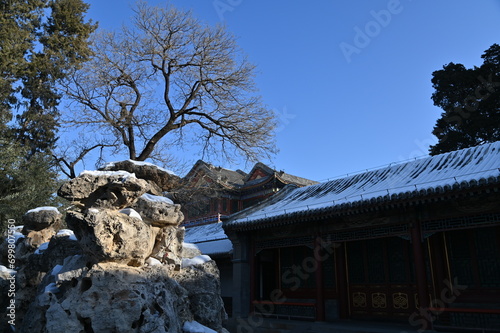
[182,242,199,250]
[126,159,175,175]
[44,282,60,294]
[51,265,63,276]
[120,208,143,220]
[141,193,173,205]
[56,229,78,241]
[79,170,136,179]
[146,257,162,266]
[101,161,116,169]
[34,242,49,255]
[181,255,211,268]
[102,160,176,175]
[26,206,60,214]
[182,320,217,333]
[11,225,23,232]
[5,225,25,244]
[0,265,16,275]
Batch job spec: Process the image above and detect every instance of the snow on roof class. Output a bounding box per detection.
[227,142,500,228]
[184,222,232,256]
[26,206,60,214]
[195,239,233,256]
[184,222,227,243]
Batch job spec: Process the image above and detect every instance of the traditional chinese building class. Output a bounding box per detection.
[180,160,318,227]
[181,160,317,316]
[224,142,500,331]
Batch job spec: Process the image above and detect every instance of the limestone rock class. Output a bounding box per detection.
[0,268,16,333]
[182,243,202,259]
[21,262,192,333]
[57,171,150,209]
[66,209,155,266]
[150,226,184,269]
[133,194,184,227]
[21,207,62,248]
[14,236,83,328]
[22,207,62,232]
[13,165,229,333]
[174,260,228,332]
[102,160,180,192]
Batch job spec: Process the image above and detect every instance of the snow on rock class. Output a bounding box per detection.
[11,229,25,243]
[100,161,116,169]
[181,242,202,259]
[3,225,25,243]
[56,229,78,241]
[102,160,175,175]
[120,208,143,220]
[126,159,176,175]
[26,206,60,214]
[183,242,200,250]
[132,194,183,227]
[12,225,23,233]
[34,242,49,255]
[79,169,136,179]
[58,170,149,209]
[181,255,212,269]
[146,257,162,266]
[51,264,63,276]
[100,160,180,193]
[44,282,60,294]
[141,193,174,205]
[183,320,217,333]
[0,265,16,276]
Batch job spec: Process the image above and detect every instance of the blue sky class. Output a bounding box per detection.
[83,0,500,181]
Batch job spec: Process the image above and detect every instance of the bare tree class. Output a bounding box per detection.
[53,135,115,178]
[61,1,277,165]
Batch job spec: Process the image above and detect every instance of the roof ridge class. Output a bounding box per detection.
[226,141,500,229]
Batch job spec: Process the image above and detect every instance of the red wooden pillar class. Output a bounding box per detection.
[429,233,448,301]
[314,236,325,321]
[411,219,432,330]
[336,242,349,319]
[249,238,256,314]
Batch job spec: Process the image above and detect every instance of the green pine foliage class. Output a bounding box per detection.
[430,44,500,155]
[0,0,96,232]
[0,139,60,234]
[0,0,96,155]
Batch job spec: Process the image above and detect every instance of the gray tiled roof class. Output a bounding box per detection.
[226,141,500,229]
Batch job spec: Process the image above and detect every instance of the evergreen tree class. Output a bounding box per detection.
[0,0,96,155]
[430,44,500,155]
[0,139,60,234]
[0,0,95,232]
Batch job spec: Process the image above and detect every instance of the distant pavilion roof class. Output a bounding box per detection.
[182,160,318,192]
[225,141,500,231]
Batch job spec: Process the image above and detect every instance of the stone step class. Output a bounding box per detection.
[227,318,457,333]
